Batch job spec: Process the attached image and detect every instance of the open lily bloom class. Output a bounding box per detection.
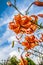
[9,14,39,34]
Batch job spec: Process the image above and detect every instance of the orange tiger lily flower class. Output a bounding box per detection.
[26,44,31,49]
[26,28,34,34]
[25,35,35,43]
[24,42,38,50]
[22,42,31,49]
[22,42,29,46]
[29,35,35,39]
[9,22,20,34]
[20,16,32,28]
[20,27,27,33]
[30,43,36,48]
[30,24,37,31]
[21,21,32,29]
[9,14,38,34]
[9,22,20,31]
[13,26,20,34]
[14,14,21,24]
[23,35,39,49]
[26,24,37,34]
[9,22,15,30]
[21,16,29,24]
[21,15,32,22]
[30,15,38,22]
[25,36,29,41]
[26,35,39,43]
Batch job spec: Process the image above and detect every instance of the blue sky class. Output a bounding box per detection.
[0,0,8,15]
[0,0,43,64]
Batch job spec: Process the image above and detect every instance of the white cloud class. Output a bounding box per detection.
[0,43,22,61]
[9,51,20,59]
[37,10,43,14]
[0,43,20,61]
[8,36,18,44]
[0,27,14,45]
[0,44,11,61]
[0,18,3,21]
[0,10,18,27]
[0,16,12,27]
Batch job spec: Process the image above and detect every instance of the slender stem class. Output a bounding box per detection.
[31,20,43,28]
[18,47,43,56]
[21,50,42,58]
[21,50,25,57]
[9,0,11,2]
[14,0,16,6]
[27,51,42,58]
[31,49,43,55]
[36,24,43,28]
[11,4,24,15]
[25,3,33,15]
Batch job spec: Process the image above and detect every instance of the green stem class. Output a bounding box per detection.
[31,49,43,55]
[18,47,43,57]
[25,3,33,15]
[31,20,43,28]
[14,0,16,6]
[11,4,24,15]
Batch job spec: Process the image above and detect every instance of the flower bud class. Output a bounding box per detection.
[7,1,12,6]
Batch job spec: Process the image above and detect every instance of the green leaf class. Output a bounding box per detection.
[35,20,38,25]
[12,41,14,48]
[26,57,36,65]
[38,27,41,29]
[38,23,42,29]
[40,23,42,27]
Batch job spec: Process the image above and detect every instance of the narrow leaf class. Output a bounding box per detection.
[12,41,14,48]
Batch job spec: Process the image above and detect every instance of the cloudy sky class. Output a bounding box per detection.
[0,0,43,64]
